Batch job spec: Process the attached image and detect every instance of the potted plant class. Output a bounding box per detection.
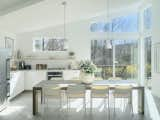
[79,60,97,84]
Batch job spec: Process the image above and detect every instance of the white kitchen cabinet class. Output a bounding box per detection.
[24,71,46,90]
[9,71,24,100]
[10,70,80,92]
[63,70,80,80]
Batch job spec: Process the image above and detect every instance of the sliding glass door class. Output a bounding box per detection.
[114,40,138,80]
[91,39,138,80]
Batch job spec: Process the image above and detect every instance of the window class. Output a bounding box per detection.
[91,39,138,80]
[112,14,139,32]
[144,7,152,30]
[90,22,106,32]
[91,40,112,66]
[144,37,152,80]
[90,13,138,32]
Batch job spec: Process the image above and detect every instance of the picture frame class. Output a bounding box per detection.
[5,36,14,56]
[33,37,68,52]
[33,38,43,52]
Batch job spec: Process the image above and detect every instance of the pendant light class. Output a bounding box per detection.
[62,1,68,50]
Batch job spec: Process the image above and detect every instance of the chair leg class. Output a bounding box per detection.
[90,97,92,114]
[69,98,71,112]
[60,96,62,111]
[114,96,116,116]
[130,97,133,116]
[108,96,110,120]
[67,96,69,113]
[104,98,106,112]
[84,97,86,113]
[123,97,127,112]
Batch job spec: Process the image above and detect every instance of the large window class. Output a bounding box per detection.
[91,39,138,80]
[144,7,152,30]
[112,14,138,32]
[143,6,152,81]
[90,7,152,82]
[144,37,152,80]
[90,13,138,32]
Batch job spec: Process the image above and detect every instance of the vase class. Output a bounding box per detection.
[81,72,94,84]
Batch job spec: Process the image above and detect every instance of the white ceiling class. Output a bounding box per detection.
[0,0,144,33]
[0,0,43,16]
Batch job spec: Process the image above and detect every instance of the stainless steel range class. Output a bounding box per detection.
[47,71,63,80]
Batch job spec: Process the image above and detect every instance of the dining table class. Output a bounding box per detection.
[32,80,144,115]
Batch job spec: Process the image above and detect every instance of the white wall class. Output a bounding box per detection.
[16,18,93,60]
[151,0,160,97]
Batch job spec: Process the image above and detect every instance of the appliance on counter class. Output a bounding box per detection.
[0,49,11,111]
[19,61,25,70]
[24,65,32,70]
[47,71,63,80]
[36,64,47,70]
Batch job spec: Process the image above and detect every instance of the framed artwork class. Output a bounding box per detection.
[33,37,68,52]
[43,38,66,51]
[33,38,43,52]
[5,37,14,56]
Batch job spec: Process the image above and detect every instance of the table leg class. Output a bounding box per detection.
[141,87,144,114]
[33,87,38,115]
[40,88,43,104]
[138,87,144,114]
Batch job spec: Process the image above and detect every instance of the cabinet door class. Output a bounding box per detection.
[24,71,46,90]
[9,71,24,99]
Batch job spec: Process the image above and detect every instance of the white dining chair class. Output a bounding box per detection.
[90,85,110,117]
[114,85,133,116]
[66,84,86,113]
[42,84,62,111]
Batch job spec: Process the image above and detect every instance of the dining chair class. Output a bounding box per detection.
[66,84,86,113]
[42,84,62,111]
[113,85,133,115]
[90,85,110,116]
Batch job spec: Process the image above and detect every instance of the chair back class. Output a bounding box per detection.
[114,85,132,96]
[91,85,109,97]
[67,85,86,96]
[43,84,61,97]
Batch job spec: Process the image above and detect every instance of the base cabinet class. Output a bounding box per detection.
[10,70,80,98]
[24,71,46,90]
[9,71,24,100]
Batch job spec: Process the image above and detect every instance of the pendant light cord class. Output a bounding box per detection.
[62,1,66,40]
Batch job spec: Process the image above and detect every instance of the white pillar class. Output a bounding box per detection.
[138,6,145,86]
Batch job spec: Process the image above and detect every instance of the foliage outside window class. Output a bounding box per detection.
[91,39,138,80]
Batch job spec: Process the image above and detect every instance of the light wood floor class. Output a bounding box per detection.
[0,92,147,120]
